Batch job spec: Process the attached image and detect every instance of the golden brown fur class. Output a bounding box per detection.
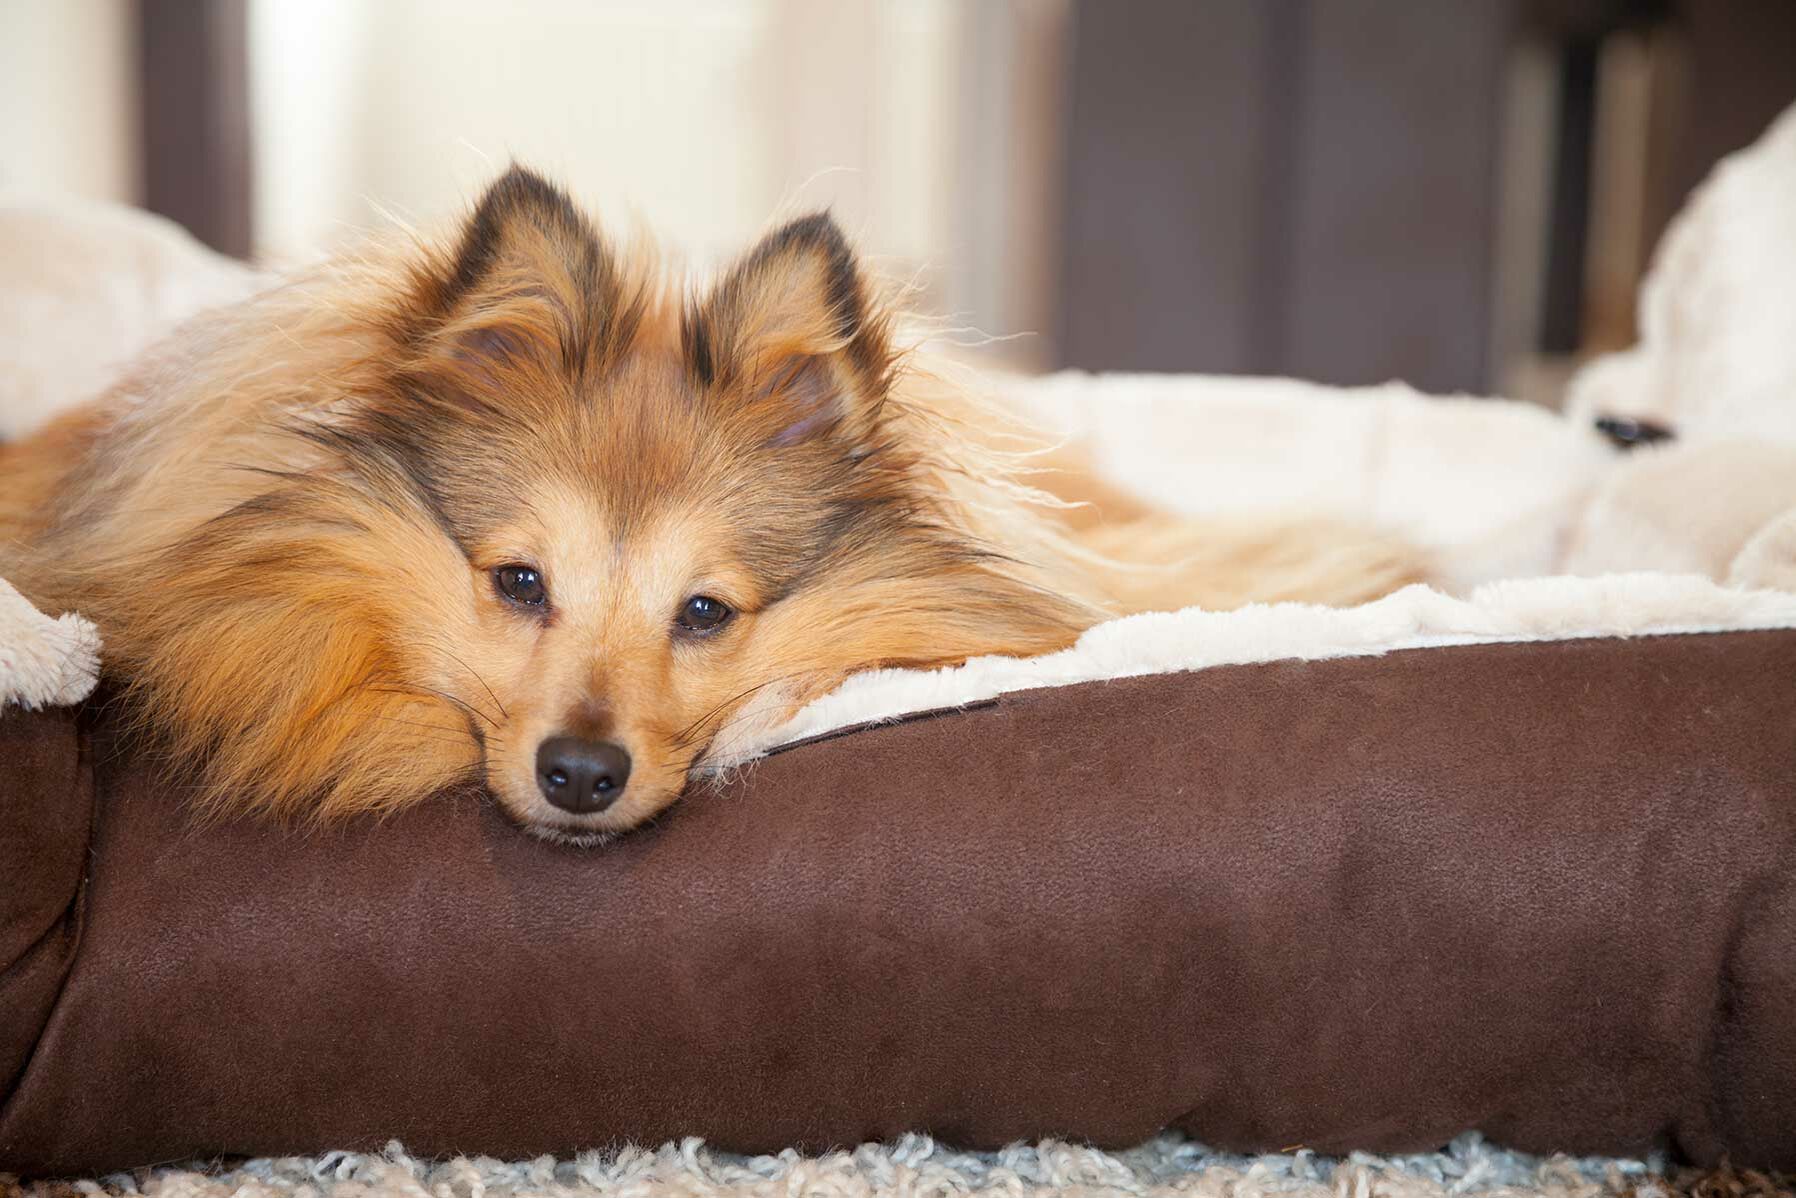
[0,167,1424,840]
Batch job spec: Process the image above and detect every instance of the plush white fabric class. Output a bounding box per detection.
[1565,104,1796,444]
[0,189,257,441]
[996,371,1613,591]
[707,573,1796,766]
[1560,104,1796,583]
[0,192,256,710]
[0,577,99,711]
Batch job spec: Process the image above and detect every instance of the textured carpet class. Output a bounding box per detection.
[7,1134,1791,1198]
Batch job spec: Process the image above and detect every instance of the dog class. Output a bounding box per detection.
[0,167,1424,842]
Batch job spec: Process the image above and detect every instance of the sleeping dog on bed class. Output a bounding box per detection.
[0,167,1424,842]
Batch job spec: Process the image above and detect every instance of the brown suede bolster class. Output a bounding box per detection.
[0,708,89,1124]
[2,632,1794,1177]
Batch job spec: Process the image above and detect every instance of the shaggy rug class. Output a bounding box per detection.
[5,1135,1790,1198]
[7,1135,1788,1198]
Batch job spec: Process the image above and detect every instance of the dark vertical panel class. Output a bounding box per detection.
[138,0,253,258]
[1055,0,1513,391]
[1055,2,1288,374]
[1247,0,1309,375]
[1279,0,1512,394]
[1539,37,1600,356]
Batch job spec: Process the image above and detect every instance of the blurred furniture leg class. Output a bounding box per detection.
[138,0,252,258]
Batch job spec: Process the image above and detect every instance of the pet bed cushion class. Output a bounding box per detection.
[4,628,1796,1177]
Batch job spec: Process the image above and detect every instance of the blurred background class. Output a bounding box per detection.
[3,0,1793,401]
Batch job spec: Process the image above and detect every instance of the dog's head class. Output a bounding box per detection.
[310,167,1083,840]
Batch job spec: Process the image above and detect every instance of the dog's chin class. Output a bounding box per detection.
[510,803,649,846]
[487,781,674,847]
[522,820,622,849]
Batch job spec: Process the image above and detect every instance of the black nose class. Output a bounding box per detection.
[535,736,632,813]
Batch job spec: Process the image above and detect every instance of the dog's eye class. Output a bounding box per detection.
[675,594,732,634]
[495,564,548,607]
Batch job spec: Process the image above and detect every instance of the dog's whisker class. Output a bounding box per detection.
[368,714,473,733]
[369,684,500,731]
[366,715,481,747]
[671,670,816,750]
[438,648,508,722]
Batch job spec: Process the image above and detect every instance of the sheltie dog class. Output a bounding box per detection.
[0,167,1423,841]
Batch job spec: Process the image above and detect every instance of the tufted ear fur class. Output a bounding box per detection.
[308,165,656,548]
[401,164,636,391]
[683,213,896,450]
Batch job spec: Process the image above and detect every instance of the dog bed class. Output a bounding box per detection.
[7,108,1796,1183]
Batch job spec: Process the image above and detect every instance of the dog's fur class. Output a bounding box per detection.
[0,168,1424,840]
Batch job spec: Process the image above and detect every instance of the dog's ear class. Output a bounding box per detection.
[403,164,629,387]
[685,212,894,449]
